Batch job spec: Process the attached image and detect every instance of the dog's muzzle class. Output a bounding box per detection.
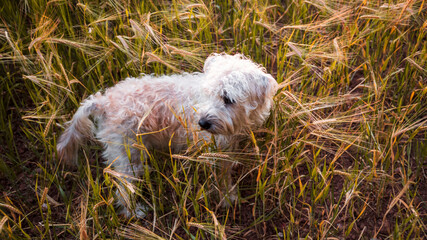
[198,118,212,130]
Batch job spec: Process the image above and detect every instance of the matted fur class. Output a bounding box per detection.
[57,53,278,217]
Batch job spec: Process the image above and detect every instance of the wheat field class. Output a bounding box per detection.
[0,0,426,239]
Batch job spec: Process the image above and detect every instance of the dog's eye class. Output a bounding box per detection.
[223,93,235,105]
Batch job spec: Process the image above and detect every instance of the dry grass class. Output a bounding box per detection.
[0,0,426,239]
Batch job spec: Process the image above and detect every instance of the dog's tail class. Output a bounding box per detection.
[57,96,98,165]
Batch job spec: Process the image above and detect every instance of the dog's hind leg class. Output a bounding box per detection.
[113,171,148,218]
[102,138,148,218]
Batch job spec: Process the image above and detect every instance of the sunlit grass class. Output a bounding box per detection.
[0,0,426,239]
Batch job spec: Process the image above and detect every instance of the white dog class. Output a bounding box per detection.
[57,53,277,217]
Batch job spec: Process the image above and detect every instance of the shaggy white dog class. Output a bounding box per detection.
[57,53,277,217]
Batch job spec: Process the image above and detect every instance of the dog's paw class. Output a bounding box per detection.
[134,203,149,218]
[219,188,238,208]
[118,203,149,219]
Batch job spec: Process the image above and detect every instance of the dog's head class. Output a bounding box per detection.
[197,53,278,135]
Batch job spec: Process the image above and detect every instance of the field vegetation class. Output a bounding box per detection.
[0,0,426,239]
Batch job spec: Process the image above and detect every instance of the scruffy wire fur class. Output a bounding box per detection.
[57,53,278,217]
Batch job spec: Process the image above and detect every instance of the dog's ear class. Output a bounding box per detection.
[203,53,221,73]
[254,73,278,103]
[243,73,277,126]
[264,74,278,94]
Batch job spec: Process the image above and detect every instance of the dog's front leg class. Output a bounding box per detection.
[218,159,238,207]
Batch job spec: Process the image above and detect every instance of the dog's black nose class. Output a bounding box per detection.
[198,118,212,130]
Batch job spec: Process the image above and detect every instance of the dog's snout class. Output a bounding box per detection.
[198,118,212,130]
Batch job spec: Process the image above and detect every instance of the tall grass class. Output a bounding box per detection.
[0,0,426,239]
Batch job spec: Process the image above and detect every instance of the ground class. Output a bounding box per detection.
[0,0,426,239]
